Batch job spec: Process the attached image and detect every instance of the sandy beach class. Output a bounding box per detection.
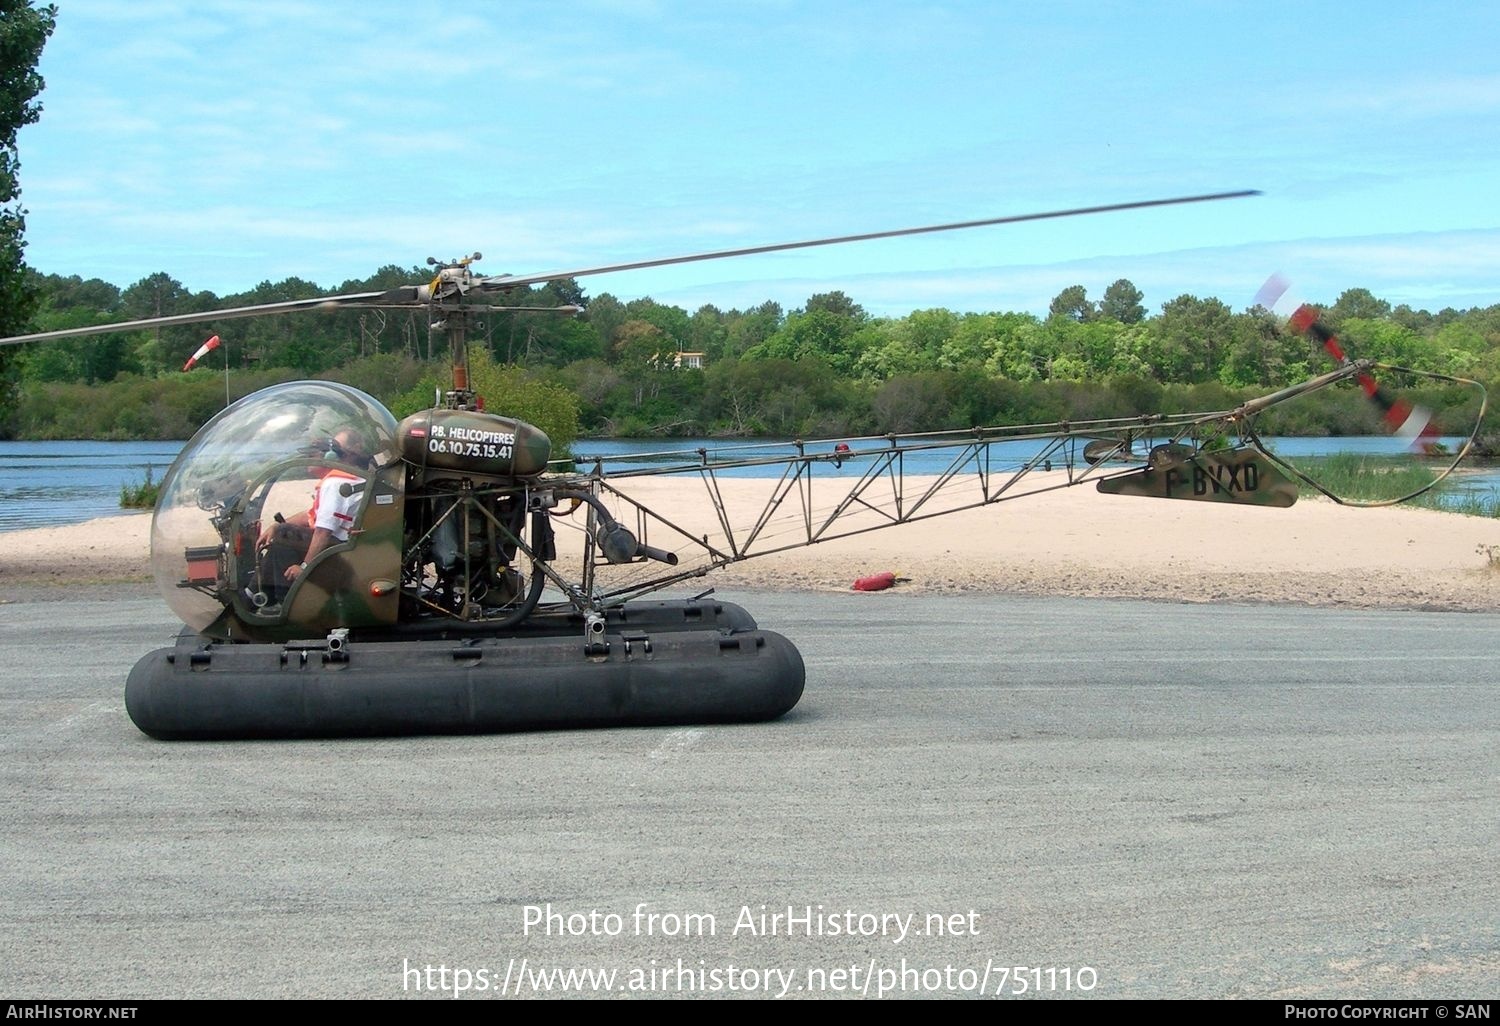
[5,472,1500,612]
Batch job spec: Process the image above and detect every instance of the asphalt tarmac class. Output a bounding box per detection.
[0,586,1495,1000]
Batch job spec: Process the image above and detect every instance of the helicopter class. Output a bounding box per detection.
[0,192,1486,739]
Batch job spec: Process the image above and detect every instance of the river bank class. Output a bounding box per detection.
[4,479,1500,611]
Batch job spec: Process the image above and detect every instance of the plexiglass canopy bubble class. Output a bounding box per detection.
[150,382,399,631]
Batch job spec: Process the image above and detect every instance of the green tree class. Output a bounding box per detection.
[872,374,949,432]
[686,304,728,360]
[610,319,675,411]
[623,297,689,355]
[901,309,960,362]
[221,276,329,372]
[1337,318,1433,371]
[391,348,579,453]
[1328,287,1391,325]
[474,279,597,366]
[0,1,57,427]
[982,316,1047,382]
[19,272,136,382]
[851,319,926,380]
[584,293,627,355]
[1218,306,1285,388]
[751,303,872,373]
[557,358,622,432]
[804,290,866,322]
[699,357,852,436]
[1390,304,1432,333]
[1047,284,1095,323]
[538,276,586,310]
[120,272,195,373]
[723,300,782,357]
[613,319,671,372]
[1099,278,1145,324]
[1152,294,1234,383]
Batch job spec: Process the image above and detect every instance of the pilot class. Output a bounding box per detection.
[257,428,373,587]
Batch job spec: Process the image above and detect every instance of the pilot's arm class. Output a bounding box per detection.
[283,527,337,581]
[257,508,312,549]
[282,474,362,580]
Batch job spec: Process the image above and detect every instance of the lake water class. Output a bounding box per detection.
[0,441,183,533]
[1,435,1494,533]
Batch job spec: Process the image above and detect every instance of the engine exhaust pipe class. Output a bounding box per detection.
[595,523,678,566]
[635,543,679,566]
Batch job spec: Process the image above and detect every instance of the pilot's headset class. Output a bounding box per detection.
[323,435,376,471]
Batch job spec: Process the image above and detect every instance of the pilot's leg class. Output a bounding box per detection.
[258,523,311,601]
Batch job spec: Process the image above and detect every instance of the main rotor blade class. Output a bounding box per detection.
[0,287,423,347]
[0,189,1255,346]
[474,190,1260,290]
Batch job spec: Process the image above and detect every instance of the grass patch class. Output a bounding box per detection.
[120,465,162,509]
[1292,453,1499,516]
[1432,488,1500,517]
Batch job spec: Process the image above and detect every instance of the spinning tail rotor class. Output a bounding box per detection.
[1247,274,1486,507]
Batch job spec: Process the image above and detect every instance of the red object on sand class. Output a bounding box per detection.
[852,571,897,592]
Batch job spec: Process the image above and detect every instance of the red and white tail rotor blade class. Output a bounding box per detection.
[1257,274,1440,454]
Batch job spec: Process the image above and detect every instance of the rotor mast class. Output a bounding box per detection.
[425,252,483,410]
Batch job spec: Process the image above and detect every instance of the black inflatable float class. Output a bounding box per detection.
[126,598,805,740]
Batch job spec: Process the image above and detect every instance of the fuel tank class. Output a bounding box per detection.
[398,408,551,478]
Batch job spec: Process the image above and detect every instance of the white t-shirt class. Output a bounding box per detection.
[311,472,364,542]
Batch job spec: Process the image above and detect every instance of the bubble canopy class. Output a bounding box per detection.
[149,382,399,630]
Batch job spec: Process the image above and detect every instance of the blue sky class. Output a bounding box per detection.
[16,0,1500,317]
